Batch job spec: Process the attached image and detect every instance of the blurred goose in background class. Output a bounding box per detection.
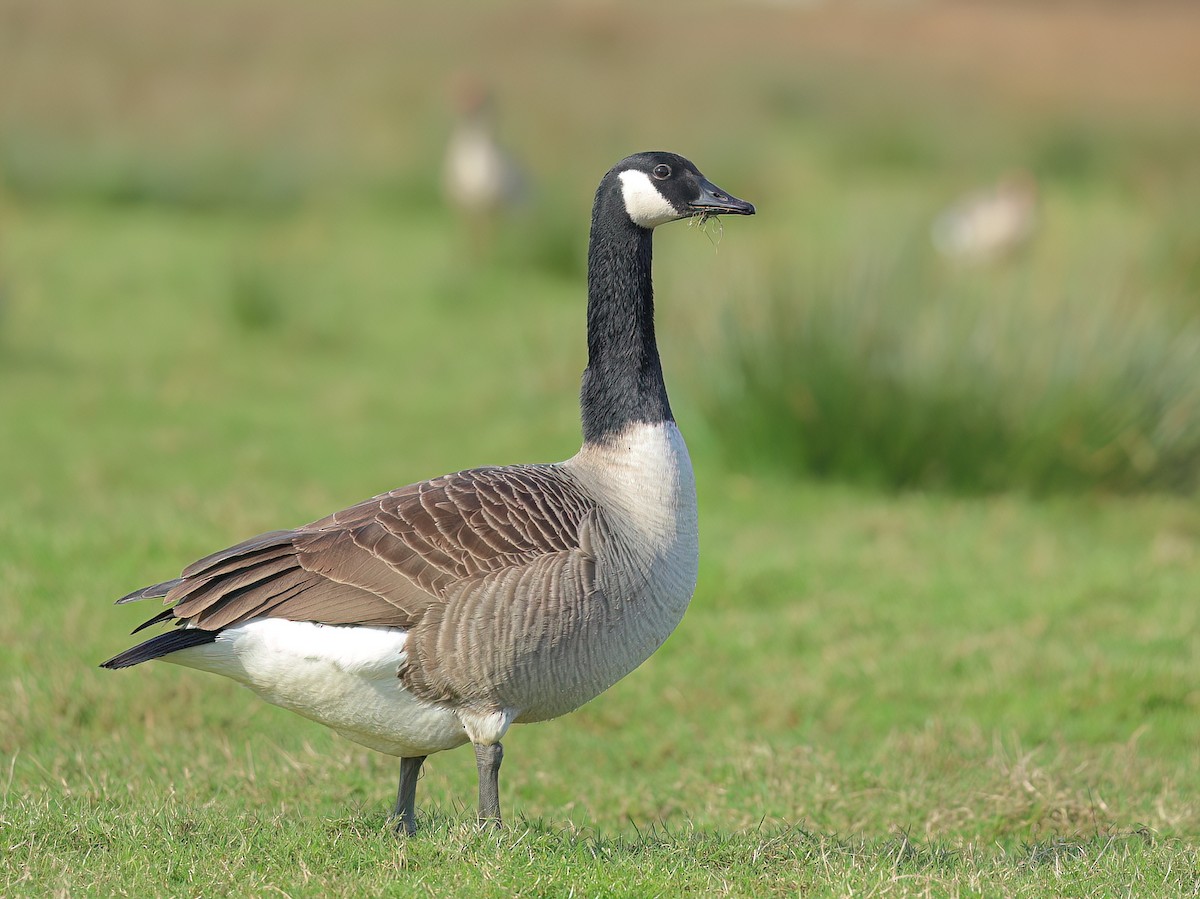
[443,75,527,256]
[103,151,754,835]
[931,171,1038,264]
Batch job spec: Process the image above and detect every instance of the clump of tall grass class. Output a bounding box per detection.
[696,246,1200,494]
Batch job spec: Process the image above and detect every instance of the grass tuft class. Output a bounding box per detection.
[697,242,1200,494]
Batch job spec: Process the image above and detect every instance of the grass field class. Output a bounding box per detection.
[3,2,1200,896]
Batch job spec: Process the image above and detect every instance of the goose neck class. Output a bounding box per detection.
[580,190,673,444]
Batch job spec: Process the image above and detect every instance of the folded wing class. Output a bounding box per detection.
[120,465,597,635]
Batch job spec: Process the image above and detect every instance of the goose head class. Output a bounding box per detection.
[609,151,755,230]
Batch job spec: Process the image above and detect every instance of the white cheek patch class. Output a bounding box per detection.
[619,169,682,229]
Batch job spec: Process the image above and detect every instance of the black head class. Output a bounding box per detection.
[605,151,755,230]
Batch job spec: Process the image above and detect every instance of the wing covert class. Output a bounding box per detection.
[128,465,597,634]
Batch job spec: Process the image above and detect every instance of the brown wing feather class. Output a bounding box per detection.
[129,465,596,634]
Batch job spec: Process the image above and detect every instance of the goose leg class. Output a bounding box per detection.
[391,755,426,835]
[473,741,503,827]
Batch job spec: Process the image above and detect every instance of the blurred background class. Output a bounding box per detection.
[1,0,1198,496]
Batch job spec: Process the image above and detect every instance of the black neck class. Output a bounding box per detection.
[580,181,674,443]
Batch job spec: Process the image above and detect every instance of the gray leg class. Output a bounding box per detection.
[392,755,426,835]
[474,742,503,827]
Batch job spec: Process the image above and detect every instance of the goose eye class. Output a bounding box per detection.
[652,164,671,180]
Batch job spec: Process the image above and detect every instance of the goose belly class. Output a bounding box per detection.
[513,541,697,724]
[166,619,469,757]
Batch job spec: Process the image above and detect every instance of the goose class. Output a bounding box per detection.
[931,171,1038,264]
[102,151,754,834]
[443,77,527,256]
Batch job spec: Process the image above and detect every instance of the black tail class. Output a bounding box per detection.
[100,628,219,669]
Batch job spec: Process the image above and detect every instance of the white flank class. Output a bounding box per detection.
[618,169,681,229]
[166,618,469,757]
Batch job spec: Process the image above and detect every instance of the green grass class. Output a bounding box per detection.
[2,204,1199,896]
[695,234,1200,493]
[3,1,1200,893]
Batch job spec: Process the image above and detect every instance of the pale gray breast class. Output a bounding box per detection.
[522,421,700,718]
[566,420,700,599]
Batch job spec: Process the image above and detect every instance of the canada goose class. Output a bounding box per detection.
[443,77,527,256]
[931,171,1038,264]
[102,151,754,834]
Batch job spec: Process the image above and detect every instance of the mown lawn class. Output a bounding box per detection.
[2,204,1198,896]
